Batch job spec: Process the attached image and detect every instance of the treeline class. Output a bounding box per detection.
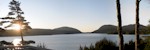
[79,38,150,50]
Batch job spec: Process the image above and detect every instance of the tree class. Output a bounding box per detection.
[0,0,31,45]
[135,0,141,50]
[116,0,124,50]
[80,38,117,50]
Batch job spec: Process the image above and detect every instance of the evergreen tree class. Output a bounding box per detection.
[80,39,117,50]
[0,0,31,45]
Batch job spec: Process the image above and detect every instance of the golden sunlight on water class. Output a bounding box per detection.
[12,39,22,46]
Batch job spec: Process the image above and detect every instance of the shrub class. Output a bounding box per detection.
[80,38,149,50]
[80,38,117,50]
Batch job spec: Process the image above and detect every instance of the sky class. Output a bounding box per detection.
[0,0,150,32]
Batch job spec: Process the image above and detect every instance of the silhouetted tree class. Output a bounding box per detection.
[124,41,135,50]
[0,40,13,46]
[80,38,118,50]
[0,0,31,45]
[79,38,149,50]
[116,0,124,50]
[144,37,150,50]
[89,44,94,50]
[135,0,141,50]
[84,46,89,50]
[79,46,83,50]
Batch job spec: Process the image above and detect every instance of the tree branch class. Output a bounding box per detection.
[139,0,141,2]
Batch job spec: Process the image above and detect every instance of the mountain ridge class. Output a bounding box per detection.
[0,26,81,36]
[92,24,146,34]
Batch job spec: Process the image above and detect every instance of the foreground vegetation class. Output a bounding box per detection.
[80,38,150,50]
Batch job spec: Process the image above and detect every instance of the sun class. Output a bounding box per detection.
[13,24,21,30]
[12,39,22,46]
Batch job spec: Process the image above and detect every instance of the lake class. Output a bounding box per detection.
[0,33,148,50]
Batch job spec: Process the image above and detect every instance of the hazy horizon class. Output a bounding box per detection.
[1,0,150,32]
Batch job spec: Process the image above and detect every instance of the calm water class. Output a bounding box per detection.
[0,33,147,50]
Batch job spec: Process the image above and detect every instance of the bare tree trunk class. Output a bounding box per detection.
[116,0,124,50]
[135,0,141,50]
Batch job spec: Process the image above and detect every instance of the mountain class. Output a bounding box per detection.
[123,24,146,32]
[24,29,53,35]
[52,27,81,34]
[0,27,81,36]
[92,25,117,33]
[92,24,146,34]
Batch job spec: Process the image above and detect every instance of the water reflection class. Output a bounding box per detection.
[0,33,149,50]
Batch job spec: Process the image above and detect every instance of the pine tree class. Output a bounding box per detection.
[0,0,31,45]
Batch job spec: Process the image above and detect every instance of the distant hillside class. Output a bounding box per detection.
[0,27,81,36]
[92,25,117,33]
[92,24,146,34]
[25,29,54,35]
[53,27,81,34]
[122,24,145,34]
